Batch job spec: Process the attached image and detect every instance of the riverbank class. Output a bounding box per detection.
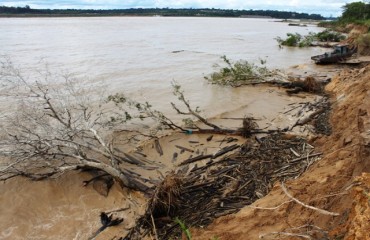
[1,62,368,239]
[191,64,370,240]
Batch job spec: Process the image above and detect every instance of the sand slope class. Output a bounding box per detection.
[192,65,370,240]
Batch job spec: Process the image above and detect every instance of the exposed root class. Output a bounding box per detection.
[281,182,340,216]
[259,224,328,240]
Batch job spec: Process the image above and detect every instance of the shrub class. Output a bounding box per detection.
[204,56,273,87]
[316,30,346,42]
[276,30,346,47]
[276,33,302,46]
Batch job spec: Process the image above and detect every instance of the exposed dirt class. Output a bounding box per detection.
[192,65,370,240]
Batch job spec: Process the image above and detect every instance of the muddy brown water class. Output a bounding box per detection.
[0,172,147,240]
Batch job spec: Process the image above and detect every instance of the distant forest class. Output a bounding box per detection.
[0,5,325,20]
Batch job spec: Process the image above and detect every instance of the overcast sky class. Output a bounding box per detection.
[0,0,363,17]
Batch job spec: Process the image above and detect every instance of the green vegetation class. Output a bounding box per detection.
[0,5,325,19]
[173,218,219,240]
[275,30,346,47]
[275,32,313,47]
[319,2,370,29]
[204,56,277,87]
[316,29,346,42]
[340,1,370,24]
[174,218,192,240]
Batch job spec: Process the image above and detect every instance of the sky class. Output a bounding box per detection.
[0,0,364,17]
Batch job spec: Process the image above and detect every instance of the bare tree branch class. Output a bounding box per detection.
[0,59,157,192]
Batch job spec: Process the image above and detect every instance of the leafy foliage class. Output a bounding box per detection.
[275,33,303,46]
[276,30,346,47]
[316,29,346,42]
[340,2,370,23]
[204,55,275,87]
[318,2,370,29]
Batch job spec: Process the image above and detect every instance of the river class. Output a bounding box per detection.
[0,17,326,118]
[0,17,326,240]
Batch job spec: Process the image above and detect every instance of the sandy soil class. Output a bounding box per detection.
[191,65,370,240]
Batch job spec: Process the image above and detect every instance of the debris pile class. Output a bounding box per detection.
[123,133,322,239]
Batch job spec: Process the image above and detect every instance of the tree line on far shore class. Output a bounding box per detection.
[0,5,325,20]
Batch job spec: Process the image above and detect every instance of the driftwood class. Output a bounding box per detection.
[123,133,322,240]
[154,139,163,156]
[212,144,240,159]
[179,154,213,166]
[289,97,332,135]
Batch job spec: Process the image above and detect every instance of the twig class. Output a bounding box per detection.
[289,153,322,163]
[259,224,328,240]
[259,231,312,239]
[150,214,159,240]
[105,207,130,214]
[247,200,293,210]
[280,182,339,216]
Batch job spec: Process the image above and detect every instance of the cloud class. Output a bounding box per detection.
[0,0,360,16]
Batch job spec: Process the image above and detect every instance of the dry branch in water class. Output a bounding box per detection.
[0,58,159,192]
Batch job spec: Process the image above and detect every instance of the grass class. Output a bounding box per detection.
[173,218,220,240]
[174,217,192,240]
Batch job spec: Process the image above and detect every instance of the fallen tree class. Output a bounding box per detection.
[204,56,288,87]
[0,60,267,193]
[0,58,329,196]
[0,59,159,192]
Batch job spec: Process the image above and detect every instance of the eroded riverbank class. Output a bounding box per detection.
[192,64,370,240]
